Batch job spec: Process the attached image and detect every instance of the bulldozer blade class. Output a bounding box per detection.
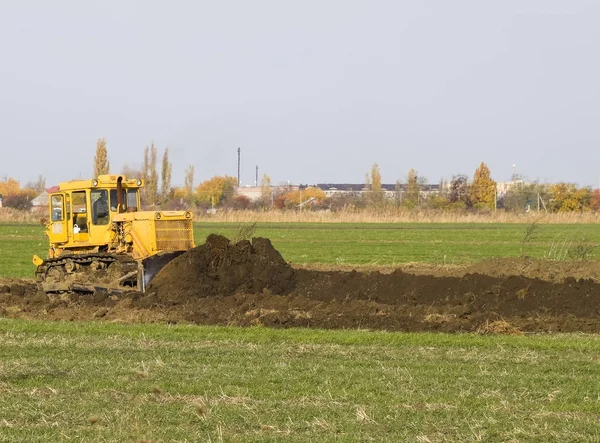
[42,281,135,294]
[42,282,71,293]
[141,251,185,290]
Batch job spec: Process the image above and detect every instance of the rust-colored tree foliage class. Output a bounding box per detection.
[590,189,600,211]
[470,162,496,210]
[93,137,110,177]
[196,176,238,206]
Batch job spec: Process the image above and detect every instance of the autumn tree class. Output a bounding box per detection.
[196,176,238,207]
[0,177,38,210]
[260,174,272,207]
[470,162,496,210]
[403,169,422,209]
[371,163,381,191]
[549,183,591,212]
[93,137,110,177]
[142,143,159,206]
[160,148,173,200]
[368,163,384,206]
[232,195,252,210]
[591,189,600,212]
[184,165,195,199]
[276,187,326,209]
[448,174,471,208]
[0,178,21,197]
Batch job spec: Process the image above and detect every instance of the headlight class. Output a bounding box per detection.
[136,179,142,186]
[155,212,162,220]
[92,179,99,187]
[185,212,192,219]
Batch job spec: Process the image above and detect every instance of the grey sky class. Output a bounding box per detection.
[1,1,599,188]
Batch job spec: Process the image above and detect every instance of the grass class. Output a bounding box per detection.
[1,318,600,441]
[194,222,600,266]
[2,221,600,441]
[2,221,600,278]
[0,223,48,278]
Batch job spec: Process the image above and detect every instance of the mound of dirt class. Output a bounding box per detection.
[146,234,296,303]
[4,237,600,334]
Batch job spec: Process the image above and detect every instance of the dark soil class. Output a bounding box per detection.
[3,235,600,334]
[146,234,296,302]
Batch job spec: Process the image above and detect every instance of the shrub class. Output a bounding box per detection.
[232,195,252,210]
[4,194,33,211]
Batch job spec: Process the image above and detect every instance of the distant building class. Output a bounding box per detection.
[30,191,50,212]
[31,191,49,208]
[496,180,526,197]
[236,183,444,201]
[316,184,441,199]
[236,185,299,202]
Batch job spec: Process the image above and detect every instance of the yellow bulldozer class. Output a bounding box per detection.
[33,175,195,293]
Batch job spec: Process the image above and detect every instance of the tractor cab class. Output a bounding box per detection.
[46,175,143,257]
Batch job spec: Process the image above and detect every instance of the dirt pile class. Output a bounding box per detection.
[286,269,600,332]
[146,234,296,302]
[3,236,600,333]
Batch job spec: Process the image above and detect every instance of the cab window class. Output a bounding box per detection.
[109,189,127,212]
[109,189,139,212]
[51,195,63,222]
[72,191,88,233]
[127,189,138,210]
[91,189,109,225]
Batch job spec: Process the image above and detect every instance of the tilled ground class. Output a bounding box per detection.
[2,235,600,333]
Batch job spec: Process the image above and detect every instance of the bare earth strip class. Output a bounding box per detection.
[2,236,600,334]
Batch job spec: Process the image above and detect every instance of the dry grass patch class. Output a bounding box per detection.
[197,209,600,224]
[423,313,457,323]
[476,319,524,335]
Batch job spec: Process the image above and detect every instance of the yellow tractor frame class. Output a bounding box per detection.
[33,174,194,292]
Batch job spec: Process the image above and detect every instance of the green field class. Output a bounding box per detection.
[1,222,599,278]
[195,222,600,266]
[2,222,600,441]
[1,318,600,441]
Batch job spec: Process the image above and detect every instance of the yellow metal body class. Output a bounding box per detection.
[34,175,194,263]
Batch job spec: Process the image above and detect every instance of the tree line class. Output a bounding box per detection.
[1,139,599,214]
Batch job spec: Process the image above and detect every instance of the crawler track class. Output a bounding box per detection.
[36,253,140,293]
